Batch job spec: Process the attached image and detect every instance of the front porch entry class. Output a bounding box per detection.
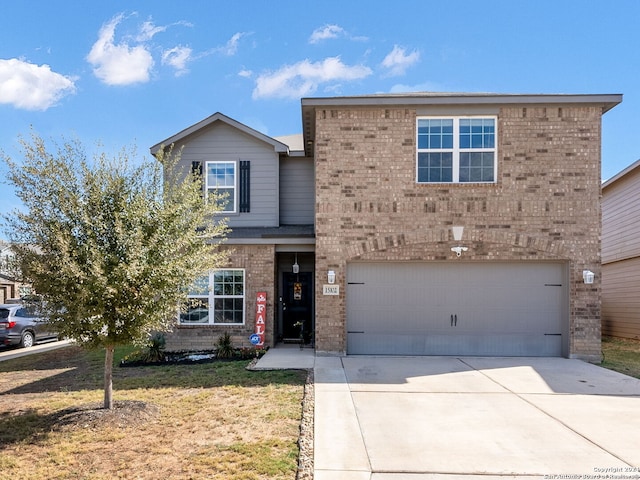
[276,252,314,346]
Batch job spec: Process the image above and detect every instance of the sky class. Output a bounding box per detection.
[1,0,639,234]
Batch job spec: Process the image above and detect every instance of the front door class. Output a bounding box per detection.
[282,272,313,343]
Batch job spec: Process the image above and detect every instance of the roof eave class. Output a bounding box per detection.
[301,93,623,157]
[602,158,640,189]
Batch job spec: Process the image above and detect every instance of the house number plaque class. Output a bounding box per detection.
[322,285,340,296]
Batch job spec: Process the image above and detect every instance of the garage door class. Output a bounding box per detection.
[347,262,567,356]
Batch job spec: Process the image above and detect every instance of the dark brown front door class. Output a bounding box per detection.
[282,272,313,343]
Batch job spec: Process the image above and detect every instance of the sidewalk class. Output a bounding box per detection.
[0,339,73,361]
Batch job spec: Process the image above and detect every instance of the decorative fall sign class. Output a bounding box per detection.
[250,291,267,348]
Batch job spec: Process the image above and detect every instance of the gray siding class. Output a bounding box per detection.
[602,165,640,339]
[602,166,640,263]
[176,122,279,228]
[602,257,640,339]
[279,157,314,225]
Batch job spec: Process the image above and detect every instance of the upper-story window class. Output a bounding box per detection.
[417,117,496,183]
[206,161,236,212]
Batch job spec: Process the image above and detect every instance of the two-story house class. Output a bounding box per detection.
[152,92,621,361]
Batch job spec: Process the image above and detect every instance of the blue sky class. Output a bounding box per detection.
[1,0,639,229]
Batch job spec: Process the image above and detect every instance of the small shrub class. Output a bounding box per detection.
[143,333,166,363]
[216,332,234,359]
[121,349,145,365]
[236,346,267,360]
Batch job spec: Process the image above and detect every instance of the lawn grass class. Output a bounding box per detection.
[0,345,307,480]
[601,335,640,379]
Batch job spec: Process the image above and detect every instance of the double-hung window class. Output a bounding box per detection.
[206,161,236,213]
[417,117,496,183]
[181,269,245,325]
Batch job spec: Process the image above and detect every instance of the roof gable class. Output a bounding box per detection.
[150,112,289,156]
[603,158,640,189]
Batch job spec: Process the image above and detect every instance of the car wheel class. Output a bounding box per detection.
[21,331,35,348]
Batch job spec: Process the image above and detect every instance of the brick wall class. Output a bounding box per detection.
[164,244,276,351]
[314,105,602,361]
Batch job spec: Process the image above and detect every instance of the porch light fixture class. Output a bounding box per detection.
[583,270,595,284]
[292,253,299,274]
[327,270,336,284]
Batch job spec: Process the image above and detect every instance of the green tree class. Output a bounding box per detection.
[1,132,228,409]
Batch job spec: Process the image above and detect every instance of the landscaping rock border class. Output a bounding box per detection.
[297,369,314,480]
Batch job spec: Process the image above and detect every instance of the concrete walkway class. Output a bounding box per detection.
[251,343,315,370]
[315,356,640,479]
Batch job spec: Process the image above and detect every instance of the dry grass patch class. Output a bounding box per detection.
[0,345,307,480]
[601,336,640,379]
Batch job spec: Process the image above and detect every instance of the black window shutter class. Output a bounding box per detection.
[239,160,250,212]
[191,161,203,176]
[191,161,203,198]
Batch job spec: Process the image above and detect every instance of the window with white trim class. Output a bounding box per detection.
[206,161,236,212]
[180,269,245,325]
[417,117,496,183]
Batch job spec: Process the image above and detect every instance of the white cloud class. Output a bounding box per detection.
[381,45,420,77]
[238,68,253,78]
[87,13,154,86]
[253,56,372,99]
[202,32,248,57]
[0,58,76,111]
[309,24,345,44]
[138,19,193,42]
[219,32,245,56]
[388,81,447,93]
[137,20,168,42]
[162,46,193,76]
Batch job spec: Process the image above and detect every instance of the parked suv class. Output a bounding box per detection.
[0,304,58,348]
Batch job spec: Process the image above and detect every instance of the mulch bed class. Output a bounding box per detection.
[119,350,264,367]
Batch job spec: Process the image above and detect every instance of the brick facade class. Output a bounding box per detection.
[314,105,603,361]
[164,245,276,351]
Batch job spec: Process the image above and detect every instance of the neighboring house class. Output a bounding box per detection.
[0,273,20,304]
[152,92,621,361]
[601,159,640,340]
[0,243,30,303]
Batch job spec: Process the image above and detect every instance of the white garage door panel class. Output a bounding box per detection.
[346,262,567,356]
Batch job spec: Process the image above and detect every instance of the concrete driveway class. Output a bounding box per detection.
[314,356,640,479]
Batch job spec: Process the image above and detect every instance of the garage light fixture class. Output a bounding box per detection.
[451,226,467,257]
[451,245,468,257]
[327,270,336,284]
[583,270,595,284]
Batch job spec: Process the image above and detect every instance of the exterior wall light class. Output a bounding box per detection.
[451,246,469,257]
[451,226,467,257]
[583,270,595,284]
[327,270,336,284]
[292,253,299,274]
